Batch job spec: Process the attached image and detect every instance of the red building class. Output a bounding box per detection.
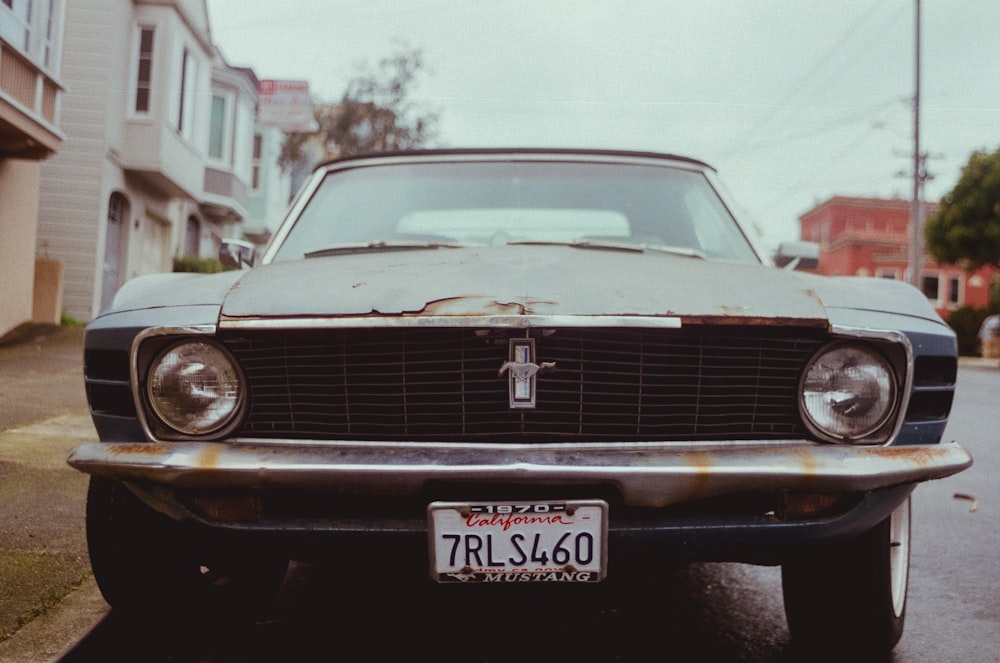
[799,196,997,319]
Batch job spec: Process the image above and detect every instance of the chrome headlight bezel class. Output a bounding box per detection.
[141,337,246,439]
[799,341,900,445]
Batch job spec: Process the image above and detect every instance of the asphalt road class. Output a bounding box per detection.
[37,367,1000,662]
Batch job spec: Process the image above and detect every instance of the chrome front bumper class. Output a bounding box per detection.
[67,440,972,509]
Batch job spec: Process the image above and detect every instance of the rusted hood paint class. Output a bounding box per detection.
[100,246,947,329]
[219,246,832,322]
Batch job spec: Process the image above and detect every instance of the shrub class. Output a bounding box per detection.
[945,306,993,356]
[173,256,226,274]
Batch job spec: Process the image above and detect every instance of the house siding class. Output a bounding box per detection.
[37,1,121,321]
[31,0,288,325]
[37,0,225,322]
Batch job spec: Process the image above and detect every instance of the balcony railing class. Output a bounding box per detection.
[0,36,64,158]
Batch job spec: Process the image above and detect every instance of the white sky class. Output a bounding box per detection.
[206,0,1000,251]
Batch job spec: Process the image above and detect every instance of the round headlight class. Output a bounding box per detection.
[799,343,897,443]
[147,340,244,436]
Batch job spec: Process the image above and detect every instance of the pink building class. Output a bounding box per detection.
[799,196,997,319]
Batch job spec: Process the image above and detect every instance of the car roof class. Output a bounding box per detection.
[315,148,716,173]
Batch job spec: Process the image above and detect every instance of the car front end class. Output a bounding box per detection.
[69,149,971,653]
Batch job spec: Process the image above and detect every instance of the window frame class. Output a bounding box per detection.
[175,46,199,141]
[40,0,61,70]
[207,92,231,162]
[130,25,156,118]
[2,0,62,70]
[1,0,30,53]
[876,268,899,280]
[921,273,940,303]
[947,274,961,307]
[251,133,263,190]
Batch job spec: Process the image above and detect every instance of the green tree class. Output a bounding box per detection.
[925,148,1000,271]
[280,46,438,175]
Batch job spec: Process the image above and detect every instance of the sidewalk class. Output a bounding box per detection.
[959,355,1000,371]
[0,324,108,662]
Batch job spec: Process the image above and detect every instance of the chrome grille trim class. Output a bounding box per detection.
[220,315,683,329]
[220,326,825,443]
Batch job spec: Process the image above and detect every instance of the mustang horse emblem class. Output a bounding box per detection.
[499,339,555,409]
[498,360,556,381]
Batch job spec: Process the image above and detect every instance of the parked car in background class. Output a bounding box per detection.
[978,314,1000,357]
[69,149,971,656]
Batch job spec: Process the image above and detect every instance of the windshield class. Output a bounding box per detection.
[270,160,761,263]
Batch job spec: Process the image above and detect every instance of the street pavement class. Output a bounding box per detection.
[0,322,995,663]
[0,324,107,663]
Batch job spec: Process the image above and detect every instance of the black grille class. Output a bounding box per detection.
[221,327,823,442]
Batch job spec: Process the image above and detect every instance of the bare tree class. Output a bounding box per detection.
[280,46,439,180]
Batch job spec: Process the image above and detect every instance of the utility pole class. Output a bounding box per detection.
[907,0,923,288]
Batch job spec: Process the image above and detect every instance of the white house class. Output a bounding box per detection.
[36,0,260,322]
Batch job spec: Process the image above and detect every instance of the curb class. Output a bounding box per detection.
[958,356,1000,371]
[0,578,108,663]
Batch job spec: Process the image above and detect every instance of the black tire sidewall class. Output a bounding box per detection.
[781,496,910,655]
[86,477,287,618]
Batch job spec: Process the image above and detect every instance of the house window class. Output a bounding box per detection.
[1,0,30,54]
[948,275,961,306]
[921,274,939,301]
[208,94,227,159]
[184,216,200,256]
[135,27,155,113]
[233,95,253,176]
[876,269,897,280]
[43,0,60,69]
[251,133,262,190]
[178,48,189,131]
[177,47,198,140]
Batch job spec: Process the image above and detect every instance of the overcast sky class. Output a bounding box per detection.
[206,0,1000,251]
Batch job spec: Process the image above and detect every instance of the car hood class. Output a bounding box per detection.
[211,246,940,326]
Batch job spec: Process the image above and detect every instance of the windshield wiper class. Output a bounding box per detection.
[507,240,643,253]
[640,243,706,259]
[506,240,705,259]
[304,241,463,258]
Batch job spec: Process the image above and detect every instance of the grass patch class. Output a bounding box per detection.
[59,311,85,328]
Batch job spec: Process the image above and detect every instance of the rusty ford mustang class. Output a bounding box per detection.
[69,149,971,654]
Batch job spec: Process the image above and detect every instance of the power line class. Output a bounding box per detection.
[723,0,908,160]
[730,97,902,156]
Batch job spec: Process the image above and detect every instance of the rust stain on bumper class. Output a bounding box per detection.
[854,444,940,467]
[197,444,223,469]
[108,443,171,456]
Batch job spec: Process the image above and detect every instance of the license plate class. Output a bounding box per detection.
[428,500,608,583]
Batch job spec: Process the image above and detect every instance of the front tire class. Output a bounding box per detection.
[781,496,910,656]
[86,477,288,619]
